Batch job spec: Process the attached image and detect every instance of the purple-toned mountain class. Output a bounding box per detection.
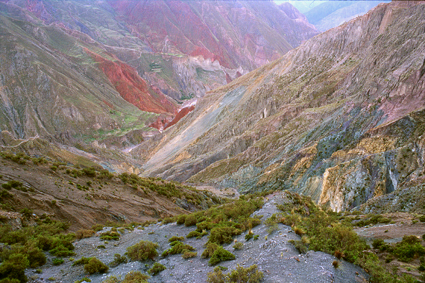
[0,0,318,143]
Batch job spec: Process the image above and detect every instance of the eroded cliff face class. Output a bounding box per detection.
[140,2,425,212]
[0,0,319,145]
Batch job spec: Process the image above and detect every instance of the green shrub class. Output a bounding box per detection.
[168,236,184,242]
[82,167,97,177]
[109,254,128,267]
[126,241,158,261]
[245,232,253,241]
[186,231,201,238]
[184,214,197,226]
[92,224,104,232]
[419,215,425,222]
[0,278,21,283]
[207,266,226,283]
[233,242,243,250]
[76,229,95,239]
[202,243,219,259]
[75,277,91,283]
[182,251,197,259]
[84,257,109,274]
[176,215,187,225]
[209,227,241,245]
[392,235,425,262]
[0,189,12,199]
[122,271,149,283]
[100,231,120,241]
[72,257,92,266]
[26,246,46,268]
[162,241,195,257]
[207,264,263,283]
[52,258,64,266]
[148,262,166,275]
[49,245,75,257]
[355,214,391,227]
[289,240,308,254]
[227,264,264,283]
[208,246,235,266]
[0,253,29,282]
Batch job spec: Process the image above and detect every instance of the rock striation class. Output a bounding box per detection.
[140,2,425,212]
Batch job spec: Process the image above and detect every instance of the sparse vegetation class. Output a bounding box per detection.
[279,191,420,282]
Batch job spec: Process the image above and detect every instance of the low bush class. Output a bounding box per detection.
[109,254,128,267]
[202,243,219,259]
[126,241,158,261]
[289,240,308,254]
[148,263,166,275]
[208,246,235,266]
[84,257,109,274]
[245,232,253,241]
[184,215,197,227]
[233,242,243,250]
[392,235,425,262]
[207,264,263,283]
[100,231,120,241]
[168,236,184,242]
[209,227,241,245]
[49,245,75,257]
[92,224,104,232]
[0,253,29,283]
[52,258,64,266]
[75,277,91,283]
[122,271,149,283]
[162,241,195,257]
[354,214,391,227]
[176,215,186,225]
[182,251,197,259]
[72,257,92,266]
[186,231,201,238]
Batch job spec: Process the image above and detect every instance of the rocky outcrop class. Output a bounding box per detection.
[140,2,425,212]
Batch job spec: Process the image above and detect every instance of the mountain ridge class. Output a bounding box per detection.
[138,1,425,213]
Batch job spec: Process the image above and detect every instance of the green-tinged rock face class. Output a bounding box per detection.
[141,2,425,213]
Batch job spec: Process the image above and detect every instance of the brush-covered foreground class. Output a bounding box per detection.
[2,189,425,282]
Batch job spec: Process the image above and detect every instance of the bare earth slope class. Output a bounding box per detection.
[140,2,425,213]
[0,0,319,147]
